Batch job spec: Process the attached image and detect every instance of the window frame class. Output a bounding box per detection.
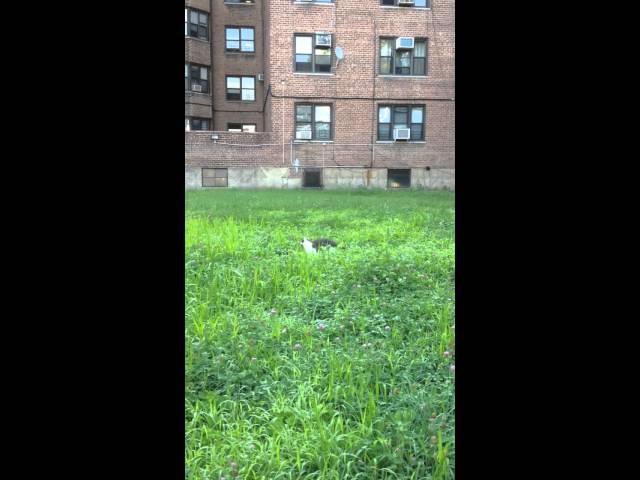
[302,168,324,188]
[185,8,209,41]
[202,168,228,188]
[378,37,428,76]
[225,26,256,53]
[294,103,333,141]
[225,76,256,102]
[185,63,210,93]
[227,123,257,132]
[377,105,426,142]
[294,33,333,74]
[387,169,412,189]
[188,117,211,131]
[380,0,430,7]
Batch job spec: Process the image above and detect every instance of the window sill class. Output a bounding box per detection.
[225,100,258,103]
[225,52,256,55]
[378,75,429,78]
[185,91,211,96]
[223,2,256,6]
[376,141,426,144]
[293,2,336,6]
[293,72,335,76]
[379,6,431,10]
[294,140,334,143]
[185,36,210,44]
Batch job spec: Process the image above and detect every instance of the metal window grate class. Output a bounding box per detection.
[202,168,228,187]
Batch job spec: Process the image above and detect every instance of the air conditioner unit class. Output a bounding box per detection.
[393,128,411,141]
[298,0,313,3]
[316,33,332,47]
[257,73,264,81]
[191,84,202,92]
[396,37,415,49]
[297,130,312,140]
[398,0,415,5]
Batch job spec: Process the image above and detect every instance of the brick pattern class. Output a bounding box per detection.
[185,0,455,172]
[211,1,266,130]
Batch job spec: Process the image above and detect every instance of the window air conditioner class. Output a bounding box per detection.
[191,84,202,92]
[393,128,411,141]
[396,37,415,49]
[398,0,415,5]
[297,130,312,140]
[257,73,264,81]
[316,33,332,47]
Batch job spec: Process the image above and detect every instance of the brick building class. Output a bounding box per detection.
[185,0,454,189]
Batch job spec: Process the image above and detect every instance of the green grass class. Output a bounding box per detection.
[185,189,455,480]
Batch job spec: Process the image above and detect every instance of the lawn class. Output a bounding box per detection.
[185,189,455,480]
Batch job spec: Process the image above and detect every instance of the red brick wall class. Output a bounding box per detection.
[186,131,281,168]
[185,0,455,171]
[185,1,213,120]
[211,2,266,130]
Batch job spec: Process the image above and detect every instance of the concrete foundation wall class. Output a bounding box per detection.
[185,167,202,189]
[186,167,454,190]
[228,167,290,188]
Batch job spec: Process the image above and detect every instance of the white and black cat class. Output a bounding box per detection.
[301,237,337,254]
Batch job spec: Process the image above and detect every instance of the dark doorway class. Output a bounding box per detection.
[303,169,323,188]
[387,169,411,188]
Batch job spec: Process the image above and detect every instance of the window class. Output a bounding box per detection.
[228,123,257,132]
[185,8,209,40]
[303,169,323,188]
[387,169,411,188]
[378,105,425,141]
[295,104,332,140]
[203,169,228,187]
[381,0,429,7]
[186,118,210,131]
[379,38,427,75]
[185,64,210,93]
[226,76,255,101]
[225,27,255,52]
[295,34,332,73]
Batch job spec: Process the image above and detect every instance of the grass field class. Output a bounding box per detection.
[185,189,455,480]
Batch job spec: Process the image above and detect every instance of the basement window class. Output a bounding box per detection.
[228,123,257,132]
[303,169,323,188]
[387,169,411,188]
[202,168,228,187]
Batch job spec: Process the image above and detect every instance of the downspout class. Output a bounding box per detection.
[210,0,215,130]
[369,16,377,187]
[261,0,267,130]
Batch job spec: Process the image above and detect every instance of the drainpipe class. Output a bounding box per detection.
[281,84,285,165]
[369,16,378,187]
[209,0,214,130]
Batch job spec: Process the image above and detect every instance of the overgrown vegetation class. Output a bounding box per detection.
[186,189,455,479]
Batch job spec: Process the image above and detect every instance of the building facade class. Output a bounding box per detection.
[185,0,455,189]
